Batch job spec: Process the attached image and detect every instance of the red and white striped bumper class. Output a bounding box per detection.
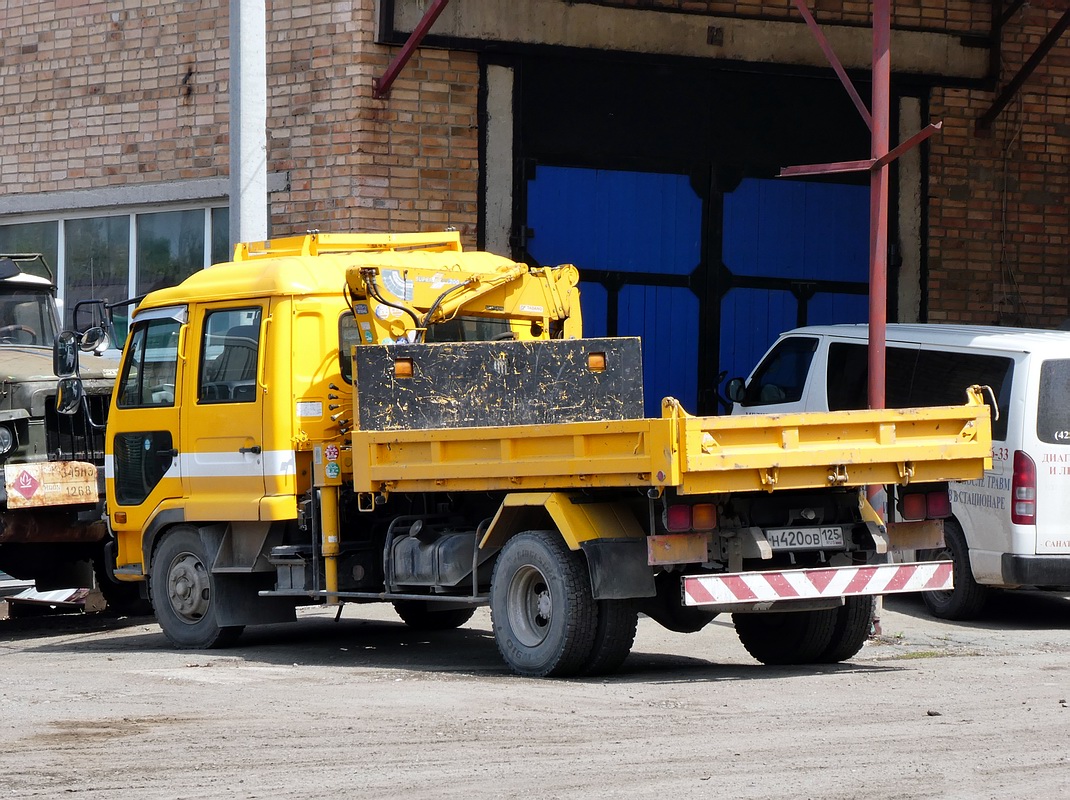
[682,561,953,607]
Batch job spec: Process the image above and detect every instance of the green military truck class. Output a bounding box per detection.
[0,253,130,608]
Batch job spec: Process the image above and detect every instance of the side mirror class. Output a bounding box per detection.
[726,377,746,404]
[79,326,110,353]
[53,330,79,378]
[56,376,85,416]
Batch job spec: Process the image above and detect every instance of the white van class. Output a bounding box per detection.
[727,323,1070,619]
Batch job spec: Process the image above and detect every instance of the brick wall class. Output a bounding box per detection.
[929,6,1069,327]
[266,1,479,240]
[0,1,479,242]
[0,2,228,190]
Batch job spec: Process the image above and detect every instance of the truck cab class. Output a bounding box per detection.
[0,254,120,594]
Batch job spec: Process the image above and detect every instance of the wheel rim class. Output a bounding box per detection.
[166,552,211,624]
[506,564,553,648]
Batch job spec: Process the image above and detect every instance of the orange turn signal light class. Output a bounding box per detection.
[394,358,414,379]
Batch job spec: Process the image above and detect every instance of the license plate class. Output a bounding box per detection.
[765,526,845,551]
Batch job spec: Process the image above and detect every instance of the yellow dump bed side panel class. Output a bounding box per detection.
[674,403,992,494]
[349,401,992,496]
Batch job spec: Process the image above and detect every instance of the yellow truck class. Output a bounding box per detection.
[84,232,992,676]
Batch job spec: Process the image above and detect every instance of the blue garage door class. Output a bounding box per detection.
[526,166,702,416]
[720,178,869,383]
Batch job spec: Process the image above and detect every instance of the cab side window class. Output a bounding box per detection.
[198,308,262,404]
[116,319,180,408]
[741,336,818,407]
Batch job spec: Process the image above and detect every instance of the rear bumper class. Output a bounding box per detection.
[1001,554,1070,588]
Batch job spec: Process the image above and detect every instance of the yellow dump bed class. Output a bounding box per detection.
[350,393,992,497]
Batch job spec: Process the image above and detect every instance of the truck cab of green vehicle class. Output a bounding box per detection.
[0,254,123,599]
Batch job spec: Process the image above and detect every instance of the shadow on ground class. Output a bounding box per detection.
[885,588,1070,631]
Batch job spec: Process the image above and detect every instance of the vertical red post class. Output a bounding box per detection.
[868,0,890,413]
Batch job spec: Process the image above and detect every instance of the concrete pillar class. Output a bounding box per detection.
[229,0,268,249]
[484,64,515,258]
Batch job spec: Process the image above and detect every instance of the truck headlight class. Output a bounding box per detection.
[0,425,13,456]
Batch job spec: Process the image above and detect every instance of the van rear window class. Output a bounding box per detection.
[1038,360,1070,445]
[827,342,1013,440]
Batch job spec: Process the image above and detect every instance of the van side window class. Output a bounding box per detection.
[741,336,817,407]
[199,308,262,404]
[910,351,1013,441]
[1038,359,1070,445]
[827,343,1012,439]
[826,344,918,411]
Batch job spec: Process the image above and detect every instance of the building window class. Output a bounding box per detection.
[136,210,205,296]
[0,221,59,276]
[0,205,229,336]
[64,216,130,329]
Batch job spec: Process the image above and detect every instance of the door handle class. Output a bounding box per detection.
[239,445,262,455]
[158,448,178,457]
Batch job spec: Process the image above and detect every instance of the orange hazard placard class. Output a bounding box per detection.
[4,462,99,509]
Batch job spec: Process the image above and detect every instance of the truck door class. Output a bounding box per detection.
[182,303,267,520]
[108,305,186,536]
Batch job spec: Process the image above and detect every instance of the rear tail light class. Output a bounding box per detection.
[925,491,952,519]
[901,493,927,521]
[664,503,718,532]
[665,504,692,532]
[692,503,717,531]
[1011,450,1036,525]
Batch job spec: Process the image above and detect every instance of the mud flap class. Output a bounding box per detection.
[581,538,655,600]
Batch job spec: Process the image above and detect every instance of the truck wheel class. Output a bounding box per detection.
[816,596,875,663]
[490,530,597,678]
[922,518,988,620]
[580,599,639,676]
[732,608,837,665]
[392,600,476,630]
[150,527,243,649]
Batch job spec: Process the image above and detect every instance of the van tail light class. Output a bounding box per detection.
[901,493,927,521]
[1011,450,1036,525]
[925,491,952,519]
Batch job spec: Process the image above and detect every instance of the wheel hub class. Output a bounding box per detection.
[167,553,210,624]
[507,564,553,648]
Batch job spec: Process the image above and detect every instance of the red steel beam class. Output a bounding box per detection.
[373,0,452,100]
[869,0,891,414]
[792,0,872,130]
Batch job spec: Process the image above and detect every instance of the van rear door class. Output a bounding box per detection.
[1033,358,1070,555]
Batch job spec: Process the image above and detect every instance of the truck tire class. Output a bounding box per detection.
[150,527,244,649]
[732,608,837,665]
[580,599,639,676]
[392,600,476,630]
[490,530,597,678]
[922,518,988,620]
[816,596,874,663]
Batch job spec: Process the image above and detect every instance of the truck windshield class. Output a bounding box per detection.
[0,288,58,346]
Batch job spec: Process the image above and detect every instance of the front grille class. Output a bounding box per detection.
[45,393,109,465]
